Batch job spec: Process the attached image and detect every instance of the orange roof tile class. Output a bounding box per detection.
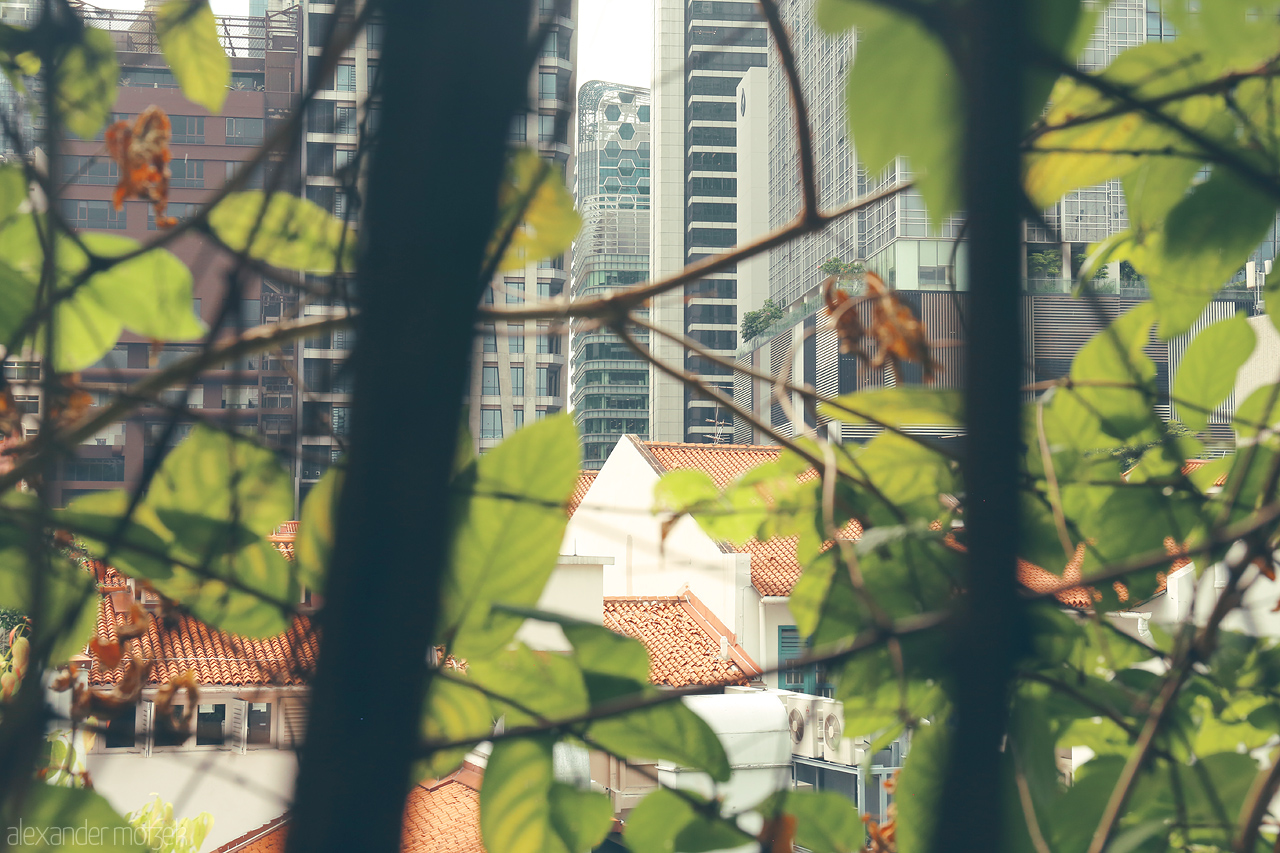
[567,470,597,517]
[635,437,1179,609]
[89,596,317,688]
[1182,458,1228,487]
[214,767,486,853]
[603,591,760,688]
[641,440,784,490]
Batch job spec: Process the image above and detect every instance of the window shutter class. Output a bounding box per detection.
[229,699,248,754]
[279,697,308,748]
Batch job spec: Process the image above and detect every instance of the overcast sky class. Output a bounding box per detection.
[577,0,653,91]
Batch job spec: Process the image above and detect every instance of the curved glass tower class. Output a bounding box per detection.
[571,81,651,468]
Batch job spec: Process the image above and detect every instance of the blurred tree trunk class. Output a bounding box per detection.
[285,3,533,852]
[940,0,1029,850]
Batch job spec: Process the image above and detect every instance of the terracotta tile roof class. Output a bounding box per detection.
[603,590,761,688]
[567,470,597,517]
[634,438,1181,609]
[89,595,318,688]
[641,440,784,489]
[213,765,486,853]
[1183,458,1228,487]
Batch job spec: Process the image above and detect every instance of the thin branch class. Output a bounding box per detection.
[475,181,914,323]
[0,313,353,493]
[1237,744,1280,851]
[758,0,818,226]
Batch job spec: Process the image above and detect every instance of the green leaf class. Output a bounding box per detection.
[295,464,341,595]
[208,192,356,274]
[1148,170,1277,337]
[155,0,229,113]
[1050,303,1160,445]
[54,28,118,141]
[148,425,292,539]
[439,413,579,659]
[1122,158,1202,232]
[1025,40,1221,207]
[480,737,568,853]
[652,470,719,514]
[1173,312,1255,431]
[467,643,589,727]
[1233,383,1280,438]
[623,789,751,853]
[417,675,493,780]
[5,784,143,852]
[854,432,956,524]
[60,490,173,581]
[894,721,949,853]
[547,783,613,853]
[844,10,960,224]
[77,233,205,343]
[490,148,581,272]
[821,387,963,428]
[760,790,862,853]
[0,546,100,664]
[0,258,38,351]
[587,698,731,782]
[0,163,28,221]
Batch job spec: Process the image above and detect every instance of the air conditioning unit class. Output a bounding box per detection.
[822,699,853,765]
[785,693,821,759]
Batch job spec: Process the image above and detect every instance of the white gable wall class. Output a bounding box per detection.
[564,437,754,646]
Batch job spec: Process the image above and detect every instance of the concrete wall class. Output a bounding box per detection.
[565,438,748,638]
[736,65,771,316]
[87,750,296,850]
[515,556,610,651]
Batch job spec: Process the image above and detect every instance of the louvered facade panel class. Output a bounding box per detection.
[1168,301,1238,428]
[279,697,308,748]
[734,351,756,444]
[229,698,247,754]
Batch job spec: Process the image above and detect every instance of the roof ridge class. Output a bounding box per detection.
[641,440,781,451]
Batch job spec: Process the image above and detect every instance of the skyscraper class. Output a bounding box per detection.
[42,2,301,508]
[651,0,768,443]
[571,81,650,469]
[468,0,577,453]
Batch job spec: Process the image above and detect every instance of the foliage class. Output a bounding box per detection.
[741,296,785,343]
[127,795,213,853]
[3,0,1280,852]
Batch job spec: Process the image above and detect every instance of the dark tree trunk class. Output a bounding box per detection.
[285,3,534,851]
[941,0,1028,849]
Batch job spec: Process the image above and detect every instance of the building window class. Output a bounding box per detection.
[778,626,833,696]
[480,408,502,439]
[513,407,524,430]
[122,67,178,88]
[196,703,226,745]
[336,106,357,136]
[538,114,556,142]
[62,155,117,185]
[332,406,349,436]
[225,117,264,146]
[366,20,384,49]
[511,366,524,396]
[104,705,136,748]
[3,362,39,381]
[225,160,265,189]
[170,159,204,188]
[62,456,124,481]
[60,199,125,230]
[536,330,561,354]
[170,115,204,143]
[482,324,497,353]
[535,366,560,397]
[154,706,188,747]
[539,72,558,100]
[335,64,356,92]
[307,142,335,177]
[508,324,524,353]
[482,366,500,395]
[148,202,198,230]
[509,114,526,142]
[505,279,524,304]
[247,702,271,745]
[13,395,38,414]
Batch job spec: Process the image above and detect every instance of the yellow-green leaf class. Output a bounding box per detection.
[490,147,580,272]
[209,191,356,274]
[54,27,118,141]
[156,0,229,113]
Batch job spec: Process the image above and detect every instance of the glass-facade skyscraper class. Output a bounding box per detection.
[571,81,651,468]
